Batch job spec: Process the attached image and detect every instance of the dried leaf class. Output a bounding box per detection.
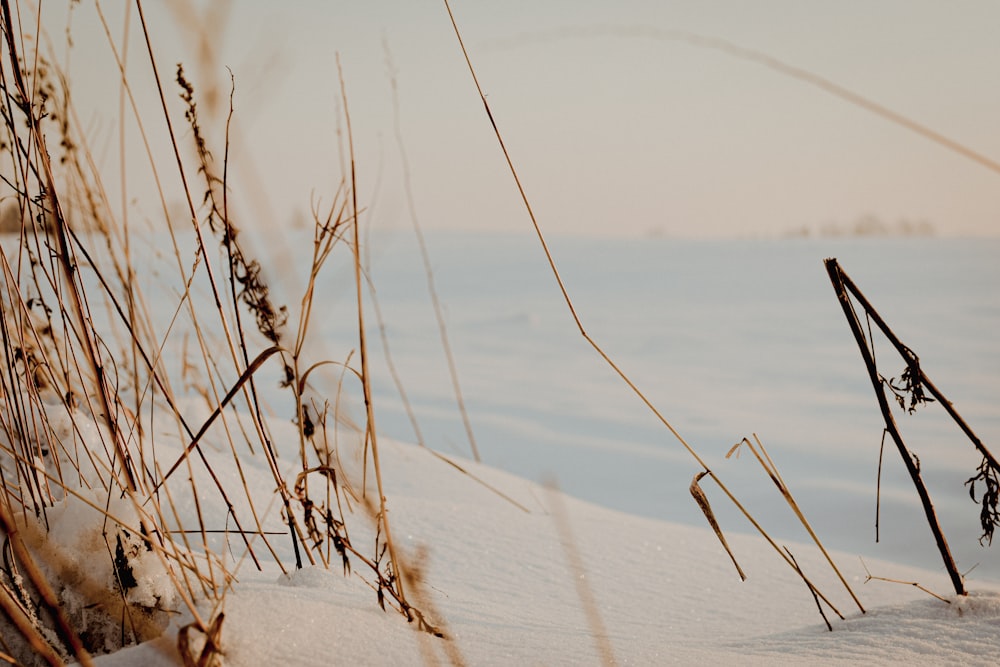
[690,472,746,581]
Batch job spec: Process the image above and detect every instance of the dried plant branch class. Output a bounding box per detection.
[860,559,951,604]
[0,3,443,660]
[826,258,968,596]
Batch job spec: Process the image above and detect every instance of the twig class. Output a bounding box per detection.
[825,258,965,596]
[860,558,951,604]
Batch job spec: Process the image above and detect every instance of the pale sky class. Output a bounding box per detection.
[33,1,1000,238]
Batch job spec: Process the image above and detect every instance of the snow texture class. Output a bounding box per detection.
[95,437,1000,666]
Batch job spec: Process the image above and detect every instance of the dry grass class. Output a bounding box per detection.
[442,0,1000,637]
[442,0,856,630]
[0,2,436,663]
[2,1,995,664]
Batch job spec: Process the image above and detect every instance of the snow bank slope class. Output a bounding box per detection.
[97,438,1000,666]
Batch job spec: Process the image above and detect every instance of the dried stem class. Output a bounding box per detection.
[443,0,843,621]
[337,53,409,609]
[825,258,965,596]
[730,435,864,612]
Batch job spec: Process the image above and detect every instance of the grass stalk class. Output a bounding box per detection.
[486,26,1000,176]
[337,53,409,608]
[385,43,480,462]
[730,434,864,612]
[443,0,843,622]
[0,500,93,666]
[0,2,445,660]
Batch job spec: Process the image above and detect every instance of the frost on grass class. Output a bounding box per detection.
[0,398,181,664]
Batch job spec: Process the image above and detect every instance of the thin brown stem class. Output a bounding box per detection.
[385,42,480,462]
[443,1,845,617]
[337,54,407,605]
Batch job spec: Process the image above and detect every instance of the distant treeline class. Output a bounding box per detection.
[784,215,935,239]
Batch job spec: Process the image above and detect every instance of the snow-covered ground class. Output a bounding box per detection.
[3,3,997,662]
[102,232,999,664]
[9,232,998,665]
[320,233,1000,582]
[95,434,1000,666]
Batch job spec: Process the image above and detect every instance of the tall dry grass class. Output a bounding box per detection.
[0,3,442,664]
[2,1,995,664]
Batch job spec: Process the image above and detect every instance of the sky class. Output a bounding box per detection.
[27,0,1000,238]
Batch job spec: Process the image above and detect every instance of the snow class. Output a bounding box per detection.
[334,233,1000,579]
[21,489,178,654]
[92,436,1000,666]
[3,1,998,660]
[5,233,997,665]
[80,234,1000,665]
